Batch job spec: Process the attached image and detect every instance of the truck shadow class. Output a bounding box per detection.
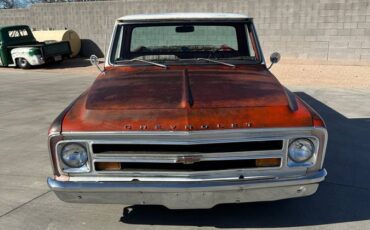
[119,92,370,228]
[79,39,105,58]
[41,58,92,69]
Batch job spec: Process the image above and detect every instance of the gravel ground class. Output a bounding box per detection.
[6,58,369,90]
[271,62,370,90]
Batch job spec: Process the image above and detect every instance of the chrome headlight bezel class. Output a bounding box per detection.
[287,137,319,167]
[57,141,91,173]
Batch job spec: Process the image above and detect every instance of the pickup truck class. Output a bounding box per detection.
[47,13,328,209]
[0,25,71,69]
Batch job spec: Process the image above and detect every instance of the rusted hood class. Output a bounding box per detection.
[85,68,288,110]
[62,65,314,131]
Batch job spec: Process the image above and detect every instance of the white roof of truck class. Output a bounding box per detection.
[118,13,249,22]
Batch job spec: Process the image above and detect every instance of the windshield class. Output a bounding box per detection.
[110,22,260,64]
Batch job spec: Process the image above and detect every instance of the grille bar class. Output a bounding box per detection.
[92,140,283,154]
[95,158,282,172]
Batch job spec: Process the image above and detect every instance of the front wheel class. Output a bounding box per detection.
[17,58,31,69]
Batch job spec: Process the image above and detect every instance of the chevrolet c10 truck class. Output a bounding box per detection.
[47,13,328,209]
[0,25,71,69]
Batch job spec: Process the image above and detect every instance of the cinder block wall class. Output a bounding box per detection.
[1,0,370,63]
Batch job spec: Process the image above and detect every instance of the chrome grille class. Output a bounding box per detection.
[58,128,327,181]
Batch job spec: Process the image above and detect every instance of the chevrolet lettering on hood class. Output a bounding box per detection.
[47,13,328,209]
[123,123,252,130]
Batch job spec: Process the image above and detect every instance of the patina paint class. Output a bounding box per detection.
[61,64,315,132]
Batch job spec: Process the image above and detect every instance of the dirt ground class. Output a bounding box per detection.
[272,61,370,90]
[4,58,370,90]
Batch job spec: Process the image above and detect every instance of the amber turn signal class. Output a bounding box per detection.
[95,162,121,171]
[255,158,281,167]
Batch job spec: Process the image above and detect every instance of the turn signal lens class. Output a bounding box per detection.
[255,158,281,167]
[95,162,121,171]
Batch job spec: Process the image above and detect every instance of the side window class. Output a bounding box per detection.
[245,25,255,57]
[8,30,20,38]
[114,26,124,61]
[8,29,29,38]
[19,29,28,36]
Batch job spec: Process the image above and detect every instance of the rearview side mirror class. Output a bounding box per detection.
[90,54,103,73]
[268,52,281,70]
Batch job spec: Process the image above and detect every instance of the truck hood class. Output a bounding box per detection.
[85,68,288,110]
[62,65,313,131]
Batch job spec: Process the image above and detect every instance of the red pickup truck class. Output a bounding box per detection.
[47,13,327,209]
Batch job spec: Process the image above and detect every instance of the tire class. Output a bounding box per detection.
[17,58,31,69]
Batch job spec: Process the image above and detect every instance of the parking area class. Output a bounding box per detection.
[0,62,369,230]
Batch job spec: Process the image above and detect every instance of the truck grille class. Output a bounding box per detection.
[91,140,283,172]
[60,128,325,181]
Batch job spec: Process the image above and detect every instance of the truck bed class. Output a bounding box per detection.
[42,41,71,58]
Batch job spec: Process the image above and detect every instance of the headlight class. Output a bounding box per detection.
[288,138,314,163]
[61,143,88,168]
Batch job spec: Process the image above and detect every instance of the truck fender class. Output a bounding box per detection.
[10,47,34,66]
[11,47,44,67]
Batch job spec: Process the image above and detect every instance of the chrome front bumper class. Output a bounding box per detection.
[48,169,326,209]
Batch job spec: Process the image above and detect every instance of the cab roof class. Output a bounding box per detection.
[117,13,250,22]
[0,25,30,31]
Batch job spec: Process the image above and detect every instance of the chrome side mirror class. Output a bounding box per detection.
[90,54,103,72]
[268,52,281,69]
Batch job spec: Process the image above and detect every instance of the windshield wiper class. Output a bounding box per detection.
[196,58,236,68]
[116,58,167,68]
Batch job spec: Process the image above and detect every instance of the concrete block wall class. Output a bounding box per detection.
[1,0,370,63]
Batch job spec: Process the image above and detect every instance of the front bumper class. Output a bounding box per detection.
[48,169,326,209]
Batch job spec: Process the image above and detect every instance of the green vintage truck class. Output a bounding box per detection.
[0,25,71,69]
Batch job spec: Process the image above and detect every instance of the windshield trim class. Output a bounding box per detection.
[118,18,252,24]
[107,20,265,67]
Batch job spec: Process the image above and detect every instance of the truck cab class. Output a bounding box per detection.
[0,25,71,69]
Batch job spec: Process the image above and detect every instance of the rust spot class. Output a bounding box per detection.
[216,124,224,128]
[201,124,209,129]
[55,175,70,182]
